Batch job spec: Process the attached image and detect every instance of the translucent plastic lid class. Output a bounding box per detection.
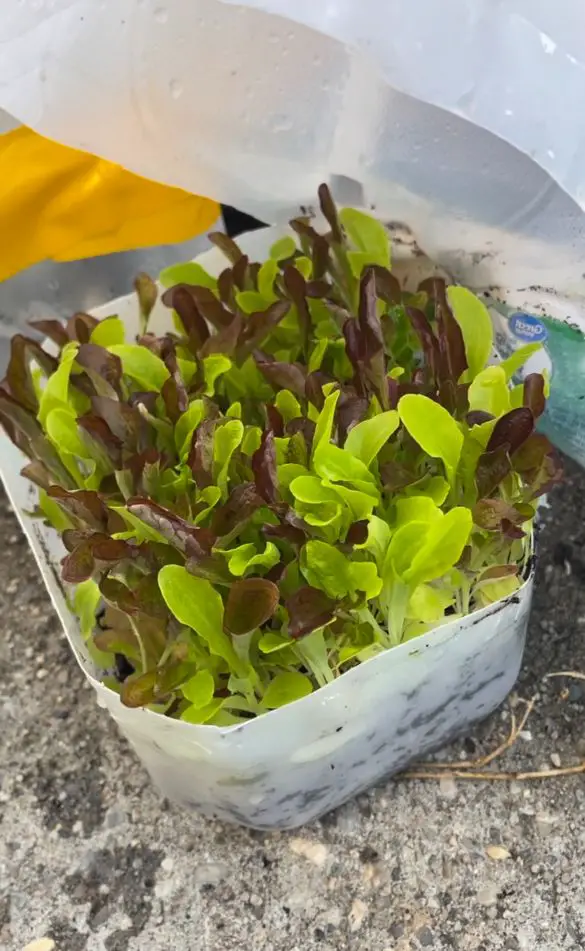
[1,1,584,294]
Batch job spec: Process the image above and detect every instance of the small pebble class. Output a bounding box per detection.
[535,813,558,836]
[194,862,229,886]
[319,906,342,929]
[90,906,112,929]
[361,862,385,887]
[417,926,435,946]
[486,845,510,861]
[348,898,368,932]
[517,927,532,949]
[439,775,457,799]
[22,941,55,951]
[103,805,127,830]
[290,838,329,867]
[550,752,561,768]
[476,884,499,906]
[155,878,176,900]
[161,856,174,873]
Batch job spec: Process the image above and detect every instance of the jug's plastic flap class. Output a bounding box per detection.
[1,1,585,293]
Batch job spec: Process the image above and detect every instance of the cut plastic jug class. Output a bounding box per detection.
[0,224,536,828]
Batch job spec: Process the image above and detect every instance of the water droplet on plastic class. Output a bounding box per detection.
[169,79,183,100]
[313,55,322,67]
[30,0,44,9]
[287,31,295,40]
[154,6,168,23]
[269,114,293,133]
[268,31,280,44]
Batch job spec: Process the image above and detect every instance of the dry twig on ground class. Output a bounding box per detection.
[401,674,585,784]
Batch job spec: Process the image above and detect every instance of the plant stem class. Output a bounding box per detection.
[388,581,410,646]
[295,629,334,687]
[355,607,391,648]
[129,616,148,674]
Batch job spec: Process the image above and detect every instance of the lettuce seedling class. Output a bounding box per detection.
[0,185,561,723]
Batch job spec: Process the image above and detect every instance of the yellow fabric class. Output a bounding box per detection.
[0,126,220,281]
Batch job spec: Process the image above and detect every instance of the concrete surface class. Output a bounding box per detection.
[1,464,585,951]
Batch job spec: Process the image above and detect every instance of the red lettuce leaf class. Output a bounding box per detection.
[224,578,279,636]
[255,354,307,398]
[286,585,337,639]
[66,312,99,343]
[162,284,210,350]
[252,429,278,503]
[29,319,69,349]
[475,447,512,499]
[212,483,264,541]
[523,373,546,419]
[486,407,534,455]
[127,497,216,559]
[47,486,110,531]
[6,335,58,411]
[187,418,216,489]
[318,183,342,243]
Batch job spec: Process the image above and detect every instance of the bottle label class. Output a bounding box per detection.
[489,300,585,465]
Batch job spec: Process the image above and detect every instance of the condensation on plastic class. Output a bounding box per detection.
[0,236,211,343]
[0,227,534,828]
[1,0,585,297]
[3,1,585,464]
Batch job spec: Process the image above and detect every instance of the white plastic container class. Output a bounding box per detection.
[0,227,535,829]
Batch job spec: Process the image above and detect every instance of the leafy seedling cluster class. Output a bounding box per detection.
[0,185,561,724]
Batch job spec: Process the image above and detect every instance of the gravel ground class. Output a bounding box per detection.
[1,463,585,951]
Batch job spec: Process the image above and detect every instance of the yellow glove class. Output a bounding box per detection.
[0,125,220,281]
